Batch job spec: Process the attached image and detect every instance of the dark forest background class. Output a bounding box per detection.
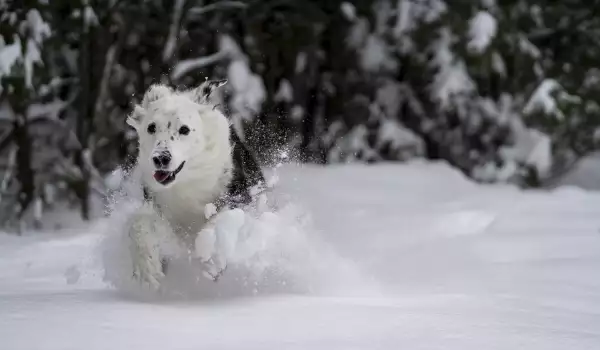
[1,0,600,229]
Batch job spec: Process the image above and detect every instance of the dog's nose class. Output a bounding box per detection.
[152,152,172,168]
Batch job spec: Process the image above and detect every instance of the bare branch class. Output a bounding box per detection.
[0,128,13,153]
[186,1,248,21]
[163,0,187,63]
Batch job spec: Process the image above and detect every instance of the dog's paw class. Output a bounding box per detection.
[194,208,245,282]
[195,227,226,282]
[200,257,227,282]
[195,225,217,261]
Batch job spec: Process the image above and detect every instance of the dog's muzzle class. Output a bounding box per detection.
[153,161,185,186]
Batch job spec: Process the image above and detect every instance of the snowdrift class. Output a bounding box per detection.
[2,160,600,350]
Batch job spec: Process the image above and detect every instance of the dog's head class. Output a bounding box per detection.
[127,80,230,189]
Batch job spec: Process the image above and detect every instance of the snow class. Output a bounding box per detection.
[429,27,475,109]
[346,17,369,49]
[346,11,396,73]
[25,9,51,44]
[290,105,304,121]
[530,5,544,27]
[472,93,553,182]
[491,51,506,76]
[0,9,50,92]
[391,0,448,40]
[393,0,410,38]
[376,119,425,158]
[274,79,293,103]
[411,0,447,24]
[518,35,541,58]
[83,5,98,27]
[500,127,553,178]
[523,79,567,120]
[3,162,600,349]
[327,124,377,163]
[186,1,248,19]
[340,2,356,21]
[555,152,600,190]
[170,32,245,81]
[360,35,397,73]
[171,51,227,81]
[0,35,22,88]
[220,34,266,121]
[295,52,307,73]
[226,40,266,122]
[219,34,243,58]
[23,39,42,88]
[24,9,50,89]
[467,11,497,53]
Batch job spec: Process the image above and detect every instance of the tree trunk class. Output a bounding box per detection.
[6,86,35,232]
[76,10,93,221]
[13,117,34,227]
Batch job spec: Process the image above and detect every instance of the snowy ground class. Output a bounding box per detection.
[2,160,600,350]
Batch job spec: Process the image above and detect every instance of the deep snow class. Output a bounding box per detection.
[2,161,600,350]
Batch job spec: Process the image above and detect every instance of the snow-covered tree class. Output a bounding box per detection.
[2,0,600,229]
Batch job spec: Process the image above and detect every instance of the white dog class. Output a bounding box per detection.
[124,80,265,289]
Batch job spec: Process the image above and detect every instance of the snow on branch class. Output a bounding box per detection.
[523,79,580,120]
[186,1,248,20]
[340,2,356,21]
[467,11,497,53]
[0,35,23,92]
[170,50,228,81]
[429,27,475,109]
[0,129,13,153]
[0,9,50,92]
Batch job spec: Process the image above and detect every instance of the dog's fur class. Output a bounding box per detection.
[125,80,264,288]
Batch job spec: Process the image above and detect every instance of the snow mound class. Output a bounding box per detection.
[100,167,374,301]
[3,161,600,349]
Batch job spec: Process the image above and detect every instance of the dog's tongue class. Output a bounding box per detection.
[153,171,170,182]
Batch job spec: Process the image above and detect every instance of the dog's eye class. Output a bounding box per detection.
[147,123,156,134]
[179,125,190,135]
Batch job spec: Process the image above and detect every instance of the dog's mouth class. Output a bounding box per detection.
[153,162,185,186]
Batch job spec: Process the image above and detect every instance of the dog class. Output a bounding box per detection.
[124,80,265,289]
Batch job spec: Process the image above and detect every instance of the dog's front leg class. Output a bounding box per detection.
[195,204,245,281]
[195,204,224,281]
[127,205,172,289]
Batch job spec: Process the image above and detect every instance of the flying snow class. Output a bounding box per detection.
[467,10,497,53]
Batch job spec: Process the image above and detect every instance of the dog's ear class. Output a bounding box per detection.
[141,84,172,109]
[127,105,145,129]
[191,79,228,104]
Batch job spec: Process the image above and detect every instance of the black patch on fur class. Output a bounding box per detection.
[221,126,265,209]
[142,127,265,211]
[143,186,152,202]
[170,136,174,141]
[202,86,211,98]
[167,122,171,128]
[161,257,170,275]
